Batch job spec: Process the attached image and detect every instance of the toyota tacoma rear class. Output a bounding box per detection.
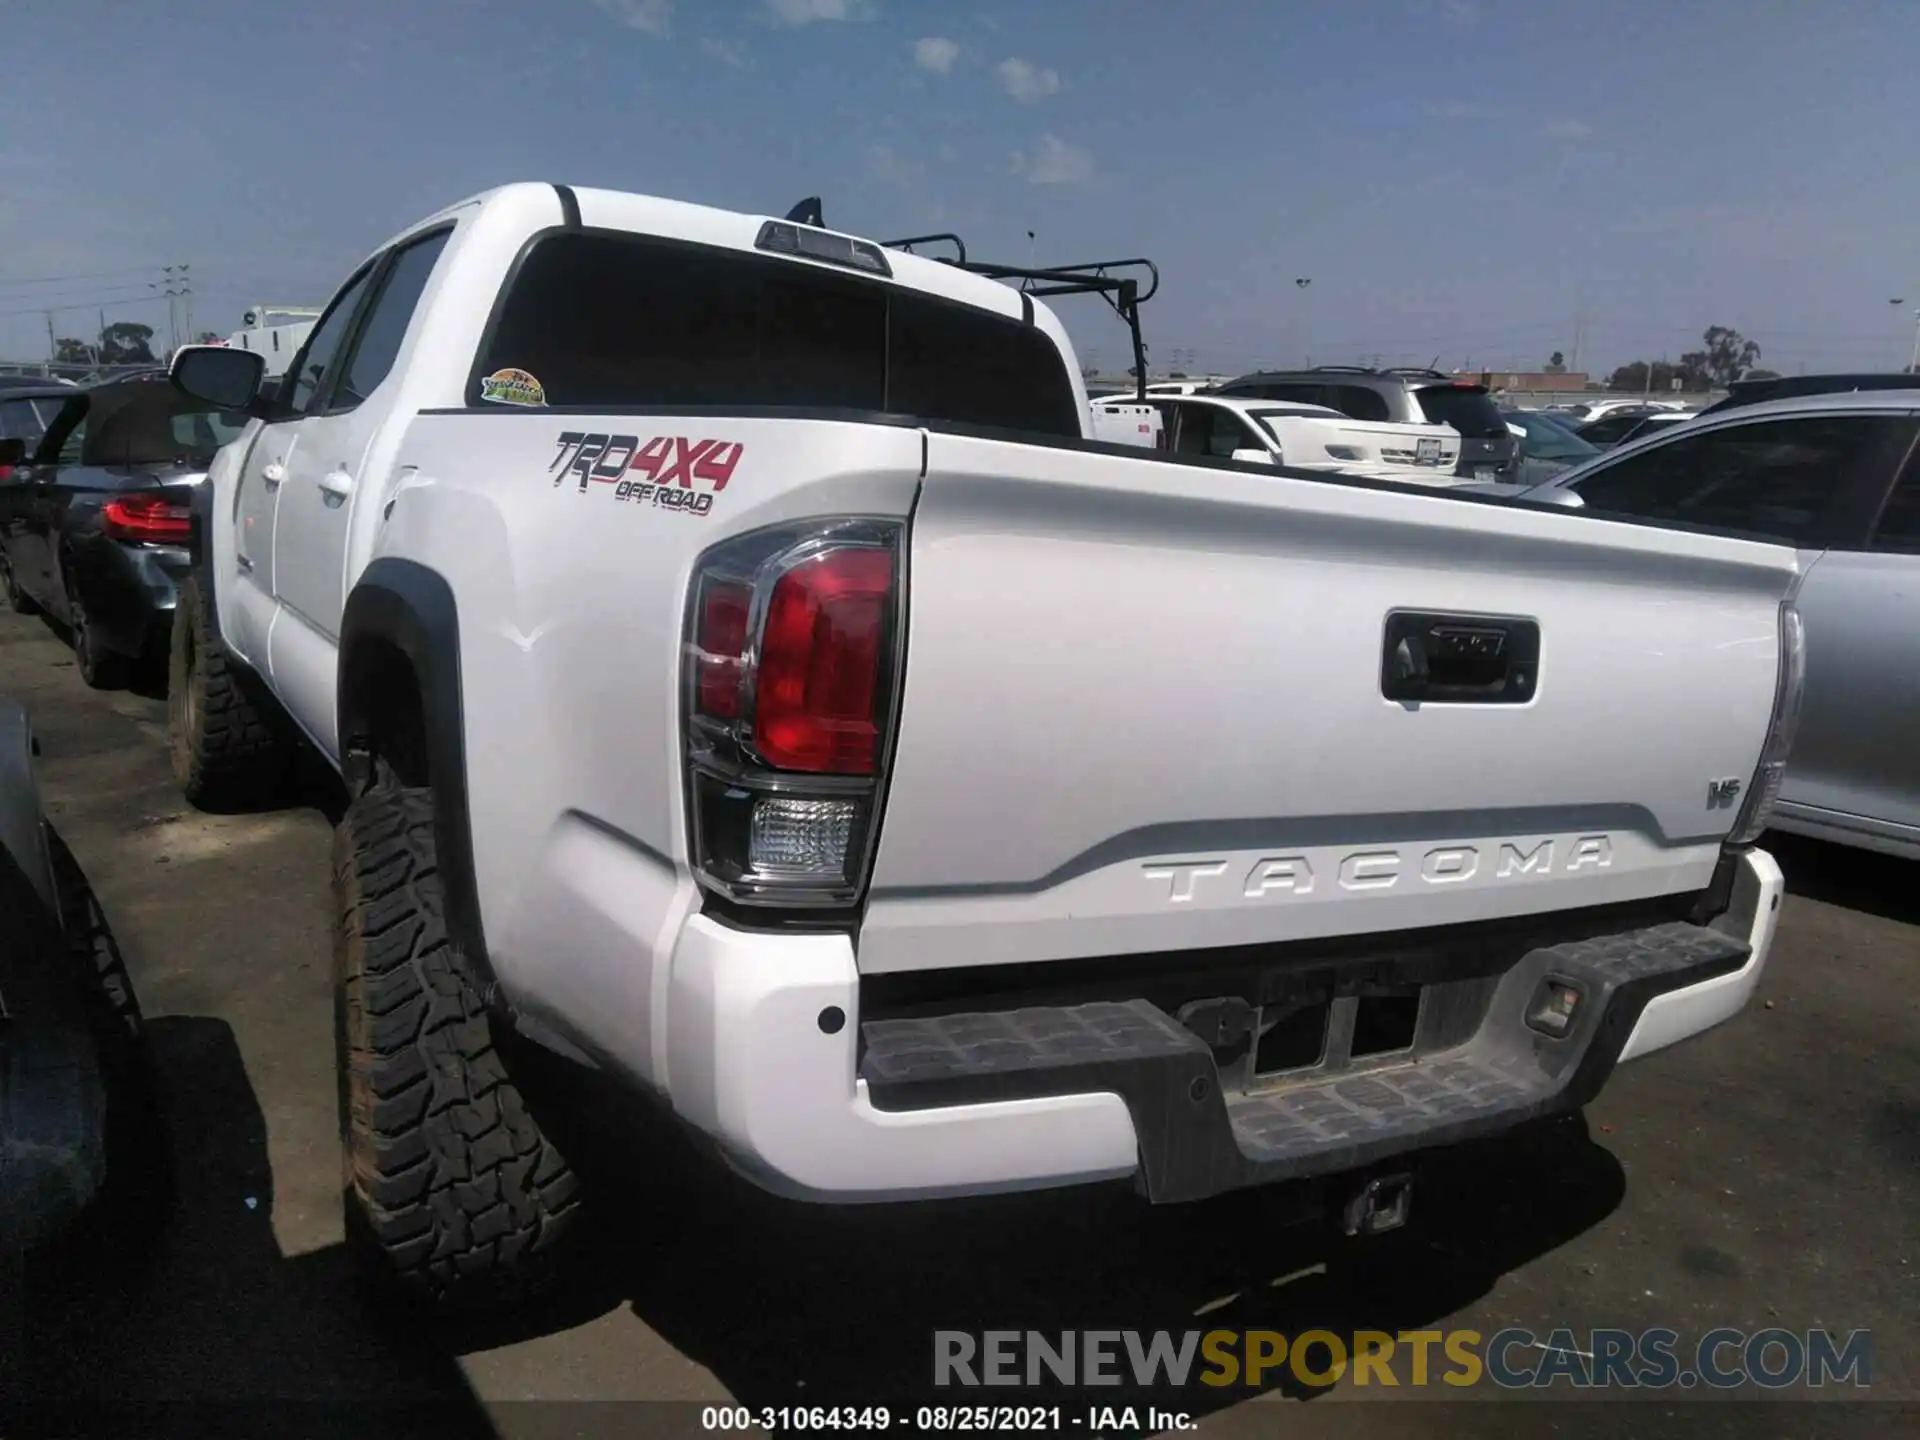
[162,182,1797,1308]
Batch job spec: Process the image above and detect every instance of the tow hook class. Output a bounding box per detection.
[1342,1173,1413,1237]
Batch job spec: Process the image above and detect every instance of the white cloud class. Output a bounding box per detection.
[1012,134,1093,186]
[914,36,959,73]
[591,0,672,35]
[1544,119,1594,140]
[866,144,924,187]
[997,56,1060,102]
[766,0,877,24]
[700,36,749,67]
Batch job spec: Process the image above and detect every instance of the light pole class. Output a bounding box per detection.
[1891,298,1918,375]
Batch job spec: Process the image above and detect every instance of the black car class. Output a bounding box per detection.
[1207,366,1520,481]
[0,376,248,687]
[1694,371,1920,417]
[0,384,75,481]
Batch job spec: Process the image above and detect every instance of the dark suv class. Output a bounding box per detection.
[1207,366,1519,480]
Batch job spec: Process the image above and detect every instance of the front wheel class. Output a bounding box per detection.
[168,571,292,810]
[333,780,582,1310]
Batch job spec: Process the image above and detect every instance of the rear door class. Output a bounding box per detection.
[271,227,452,756]
[1775,432,1920,839]
[1566,409,1920,834]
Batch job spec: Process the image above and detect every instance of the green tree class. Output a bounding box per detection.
[195,331,222,345]
[1546,350,1566,372]
[1679,325,1761,388]
[1606,359,1685,392]
[53,337,92,365]
[97,321,156,366]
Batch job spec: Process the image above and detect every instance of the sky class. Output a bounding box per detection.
[2,0,1918,379]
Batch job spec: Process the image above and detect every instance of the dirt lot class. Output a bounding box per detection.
[4,606,1914,1439]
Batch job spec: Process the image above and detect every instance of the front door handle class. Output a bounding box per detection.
[261,462,286,486]
[318,469,355,499]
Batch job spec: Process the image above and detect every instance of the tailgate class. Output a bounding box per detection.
[859,434,1798,973]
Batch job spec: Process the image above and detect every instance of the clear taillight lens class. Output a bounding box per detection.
[1729,602,1805,846]
[683,519,903,908]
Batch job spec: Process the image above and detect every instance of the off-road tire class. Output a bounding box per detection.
[1,549,36,615]
[168,571,290,810]
[333,781,581,1311]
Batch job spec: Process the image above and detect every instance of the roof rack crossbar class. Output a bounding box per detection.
[881,231,969,264]
[875,218,1163,402]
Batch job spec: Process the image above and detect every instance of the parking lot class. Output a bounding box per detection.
[5,603,1915,1437]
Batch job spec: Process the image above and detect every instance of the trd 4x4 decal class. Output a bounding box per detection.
[547,432,744,517]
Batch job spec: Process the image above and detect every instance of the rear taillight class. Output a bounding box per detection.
[1728,601,1805,846]
[102,493,192,545]
[683,519,904,908]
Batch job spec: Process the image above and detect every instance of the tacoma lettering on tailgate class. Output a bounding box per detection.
[1144,836,1615,904]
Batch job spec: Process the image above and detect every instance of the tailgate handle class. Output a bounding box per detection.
[1382,612,1539,705]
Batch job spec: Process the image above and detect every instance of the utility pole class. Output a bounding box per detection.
[1909,308,1920,375]
[45,312,56,368]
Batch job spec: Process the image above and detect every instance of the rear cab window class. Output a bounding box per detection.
[1412,383,1508,438]
[471,230,1081,438]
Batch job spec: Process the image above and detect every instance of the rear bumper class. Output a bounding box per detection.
[69,538,188,658]
[663,848,1781,1203]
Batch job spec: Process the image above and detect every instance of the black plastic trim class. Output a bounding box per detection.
[337,558,494,993]
[552,183,582,230]
[861,923,1748,1203]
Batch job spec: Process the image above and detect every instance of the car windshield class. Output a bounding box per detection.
[1412,384,1508,437]
[1506,411,1600,461]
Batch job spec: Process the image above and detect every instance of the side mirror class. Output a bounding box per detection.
[170,344,268,414]
[0,437,24,468]
[1230,447,1275,466]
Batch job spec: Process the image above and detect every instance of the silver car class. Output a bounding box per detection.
[1518,390,1920,859]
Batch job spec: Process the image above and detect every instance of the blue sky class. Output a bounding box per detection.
[3,0,1917,378]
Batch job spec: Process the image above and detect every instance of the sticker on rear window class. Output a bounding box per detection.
[479,368,547,407]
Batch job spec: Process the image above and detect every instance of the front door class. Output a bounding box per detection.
[227,420,300,665]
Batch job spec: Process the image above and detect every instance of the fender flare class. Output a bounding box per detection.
[337,558,495,994]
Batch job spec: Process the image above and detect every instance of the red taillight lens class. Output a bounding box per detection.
[102,493,192,544]
[695,579,752,719]
[754,547,894,774]
[0,466,12,483]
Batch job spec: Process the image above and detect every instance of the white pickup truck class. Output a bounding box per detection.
[165,182,1799,1312]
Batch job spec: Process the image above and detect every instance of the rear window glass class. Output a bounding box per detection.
[473,231,1080,438]
[1572,415,1905,544]
[1413,384,1507,437]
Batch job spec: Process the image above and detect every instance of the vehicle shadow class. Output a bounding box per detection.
[450,1048,1627,1417]
[16,839,496,1440]
[1766,829,1919,926]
